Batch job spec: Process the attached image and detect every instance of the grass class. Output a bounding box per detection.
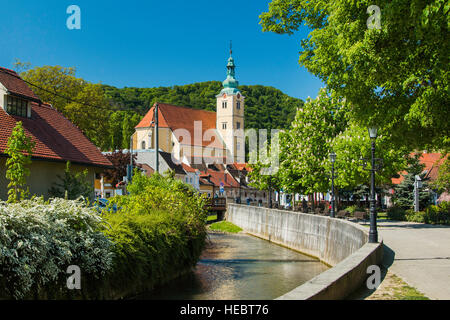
[208,221,243,233]
[206,214,217,222]
[390,274,429,300]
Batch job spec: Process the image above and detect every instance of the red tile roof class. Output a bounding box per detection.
[0,102,112,168]
[201,169,240,188]
[136,102,224,148]
[0,67,40,101]
[391,153,447,185]
[181,163,198,173]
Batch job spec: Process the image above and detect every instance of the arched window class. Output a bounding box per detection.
[141,141,146,149]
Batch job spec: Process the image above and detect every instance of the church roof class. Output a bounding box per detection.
[135,102,224,148]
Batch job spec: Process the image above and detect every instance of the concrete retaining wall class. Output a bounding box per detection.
[226,204,383,300]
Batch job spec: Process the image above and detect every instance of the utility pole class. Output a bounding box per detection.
[154,103,159,173]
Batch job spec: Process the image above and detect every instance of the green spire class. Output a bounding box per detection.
[219,43,240,95]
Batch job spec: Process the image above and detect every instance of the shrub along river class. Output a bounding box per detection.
[136,231,329,300]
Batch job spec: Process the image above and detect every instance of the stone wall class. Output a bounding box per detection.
[226,204,383,299]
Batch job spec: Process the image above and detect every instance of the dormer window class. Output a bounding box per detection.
[7,95,29,118]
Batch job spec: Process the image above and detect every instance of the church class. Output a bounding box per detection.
[133,50,246,166]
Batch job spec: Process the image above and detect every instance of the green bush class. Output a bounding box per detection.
[0,197,114,299]
[345,205,366,215]
[404,203,449,225]
[102,172,208,297]
[387,206,407,221]
[405,209,425,223]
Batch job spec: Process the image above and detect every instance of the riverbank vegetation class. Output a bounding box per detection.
[209,221,243,233]
[102,172,208,297]
[0,172,208,299]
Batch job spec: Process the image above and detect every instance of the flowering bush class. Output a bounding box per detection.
[0,197,114,299]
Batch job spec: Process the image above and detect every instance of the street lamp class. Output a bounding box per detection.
[329,151,337,218]
[368,126,378,243]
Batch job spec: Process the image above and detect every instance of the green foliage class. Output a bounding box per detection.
[260,0,449,151]
[431,157,450,193]
[5,122,35,203]
[209,221,243,233]
[344,205,366,215]
[332,124,408,190]
[279,88,345,194]
[48,162,93,200]
[102,82,303,131]
[0,197,114,299]
[101,172,208,295]
[387,206,407,221]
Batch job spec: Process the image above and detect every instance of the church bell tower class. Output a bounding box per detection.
[216,44,245,163]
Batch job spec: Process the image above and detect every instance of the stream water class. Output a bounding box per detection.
[138,231,329,300]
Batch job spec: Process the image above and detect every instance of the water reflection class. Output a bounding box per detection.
[137,232,329,300]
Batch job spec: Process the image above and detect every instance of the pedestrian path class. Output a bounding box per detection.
[361,220,450,300]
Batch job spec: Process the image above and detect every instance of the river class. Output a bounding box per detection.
[138,231,329,300]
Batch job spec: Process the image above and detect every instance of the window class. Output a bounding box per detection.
[7,96,28,117]
[236,122,241,129]
[222,122,227,129]
[236,142,240,151]
[237,101,241,110]
[141,141,146,149]
[222,101,227,109]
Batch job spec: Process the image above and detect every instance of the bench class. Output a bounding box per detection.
[354,211,369,220]
[337,210,349,219]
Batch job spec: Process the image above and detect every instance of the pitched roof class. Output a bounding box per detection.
[201,168,240,188]
[136,102,224,148]
[181,163,198,173]
[391,153,447,185]
[0,102,112,168]
[159,151,186,175]
[0,67,41,101]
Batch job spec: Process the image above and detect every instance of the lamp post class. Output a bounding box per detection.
[368,126,378,243]
[154,103,159,174]
[329,151,337,218]
[414,175,422,212]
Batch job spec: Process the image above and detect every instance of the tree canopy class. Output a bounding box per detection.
[260,0,449,151]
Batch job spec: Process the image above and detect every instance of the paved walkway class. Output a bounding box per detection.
[359,220,450,300]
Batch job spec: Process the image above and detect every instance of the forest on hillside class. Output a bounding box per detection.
[19,65,303,151]
[102,81,303,131]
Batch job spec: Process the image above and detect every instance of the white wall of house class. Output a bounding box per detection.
[0,83,7,111]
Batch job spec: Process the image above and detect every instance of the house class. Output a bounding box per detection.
[0,67,112,200]
[389,152,448,206]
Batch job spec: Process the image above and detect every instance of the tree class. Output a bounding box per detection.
[20,65,111,150]
[431,157,450,193]
[103,150,138,186]
[64,83,111,150]
[5,122,35,203]
[392,154,433,210]
[260,0,449,151]
[331,123,408,191]
[48,162,93,200]
[279,88,346,196]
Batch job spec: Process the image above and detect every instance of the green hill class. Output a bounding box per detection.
[102,81,303,131]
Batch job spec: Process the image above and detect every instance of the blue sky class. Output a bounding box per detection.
[0,0,324,100]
